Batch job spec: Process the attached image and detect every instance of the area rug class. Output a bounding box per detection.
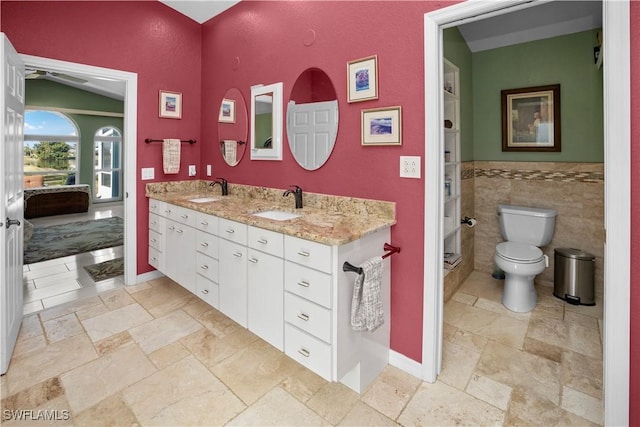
[24,217,124,264]
[84,257,124,282]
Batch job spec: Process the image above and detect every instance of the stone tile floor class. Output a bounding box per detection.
[1,271,603,426]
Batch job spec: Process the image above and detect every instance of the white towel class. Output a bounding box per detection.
[223,140,237,166]
[350,256,384,332]
[163,138,181,174]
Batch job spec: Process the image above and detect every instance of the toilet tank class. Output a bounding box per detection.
[497,204,557,246]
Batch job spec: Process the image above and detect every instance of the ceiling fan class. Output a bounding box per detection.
[25,68,88,84]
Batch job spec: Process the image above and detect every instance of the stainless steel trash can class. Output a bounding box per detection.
[553,248,595,306]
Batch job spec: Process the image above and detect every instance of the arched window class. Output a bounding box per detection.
[24,110,79,186]
[93,126,122,202]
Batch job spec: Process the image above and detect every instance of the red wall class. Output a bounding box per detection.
[2,1,639,419]
[0,1,203,275]
[629,2,640,424]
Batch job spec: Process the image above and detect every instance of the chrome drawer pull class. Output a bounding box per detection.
[150,238,156,243]
[297,281,310,288]
[181,214,188,219]
[165,209,171,214]
[226,228,235,234]
[201,289,209,294]
[200,242,209,247]
[150,221,156,226]
[249,257,258,263]
[297,250,310,257]
[298,348,310,358]
[176,229,183,234]
[297,313,310,322]
[150,257,157,262]
[258,238,268,244]
[201,221,208,226]
[168,226,175,231]
[200,265,209,270]
[233,252,243,258]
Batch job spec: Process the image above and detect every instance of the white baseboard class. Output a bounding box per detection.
[389,349,423,380]
[133,270,164,284]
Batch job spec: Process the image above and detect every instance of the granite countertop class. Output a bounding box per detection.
[146,181,396,246]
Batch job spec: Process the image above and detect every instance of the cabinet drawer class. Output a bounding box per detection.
[163,204,196,227]
[149,213,162,233]
[284,292,331,343]
[196,274,219,309]
[196,232,218,259]
[248,226,283,257]
[149,199,165,215]
[284,261,332,309]
[148,247,161,270]
[219,218,247,245]
[284,235,332,273]
[196,212,219,235]
[284,324,332,381]
[149,229,162,251]
[196,252,219,283]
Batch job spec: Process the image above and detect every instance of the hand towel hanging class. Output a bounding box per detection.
[350,256,384,332]
[223,140,238,166]
[163,138,181,174]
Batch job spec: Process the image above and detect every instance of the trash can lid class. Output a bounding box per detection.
[555,247,595,260]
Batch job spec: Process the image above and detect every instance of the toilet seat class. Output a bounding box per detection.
[496,242,543,263]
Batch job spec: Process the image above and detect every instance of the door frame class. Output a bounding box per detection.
[423,1,630,425]
[20,54,138,285]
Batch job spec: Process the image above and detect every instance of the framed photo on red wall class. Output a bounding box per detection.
[159,90,182,119]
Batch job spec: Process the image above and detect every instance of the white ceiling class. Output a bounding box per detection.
[458,1,602,52]
[158,0,240,24]
[27,1,602,99]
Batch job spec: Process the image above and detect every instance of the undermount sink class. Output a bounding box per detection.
[188,197,219,203]
[252,210,301,221]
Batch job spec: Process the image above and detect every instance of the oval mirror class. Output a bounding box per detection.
[286,68,339,170]
[218,87,248,166]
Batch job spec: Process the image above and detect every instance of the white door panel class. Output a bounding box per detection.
[1,33,25,374]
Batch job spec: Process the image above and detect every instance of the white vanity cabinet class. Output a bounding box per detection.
[218,218,248,327]
[283,229,391,394]
[247,226,284,350]
[163,205,196,293]
[195,212,220,308]
[148,199,165,271]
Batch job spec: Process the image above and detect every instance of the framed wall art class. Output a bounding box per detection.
[361,106,402,146]
[501,84,561,152]
[219,98,236,123]
[347,55,378,103]
[159,90,182,119]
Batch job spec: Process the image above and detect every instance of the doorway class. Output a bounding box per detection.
[20,54,138,287]
[423,1,630,425]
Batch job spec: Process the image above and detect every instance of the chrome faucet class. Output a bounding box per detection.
[283,185,303,209]
[209,178,228,196]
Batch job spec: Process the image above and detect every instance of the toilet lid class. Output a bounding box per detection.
[496,242,543,262]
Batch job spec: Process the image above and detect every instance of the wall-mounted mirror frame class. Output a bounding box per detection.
[250,82,283,161]
[218,87,248,167]
[286,68,339,170]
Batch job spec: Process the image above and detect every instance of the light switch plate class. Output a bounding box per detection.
[141,167,155,180]
[188,165,196,176]
[400,156,421,178]
[206,165,212,176]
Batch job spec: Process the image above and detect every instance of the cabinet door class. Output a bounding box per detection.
[248,248,284,350]
[164,218,196,292]
[219,238,248,327]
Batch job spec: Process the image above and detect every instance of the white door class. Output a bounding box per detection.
[287,100,338,170]
[1,33,25,374]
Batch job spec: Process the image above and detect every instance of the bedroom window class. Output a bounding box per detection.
[24,110,79,186]
[93,126,122,202]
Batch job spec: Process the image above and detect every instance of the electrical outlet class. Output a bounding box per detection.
[206,165,212,176]
[188,165,196,176]
[141,167,154,180]
[400,156,421,178]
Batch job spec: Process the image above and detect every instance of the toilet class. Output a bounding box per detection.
[494,204,557,313]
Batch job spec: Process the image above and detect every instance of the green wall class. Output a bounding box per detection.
[444,27,474,162]
[25,79,124,195]
[472,29,603,162]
